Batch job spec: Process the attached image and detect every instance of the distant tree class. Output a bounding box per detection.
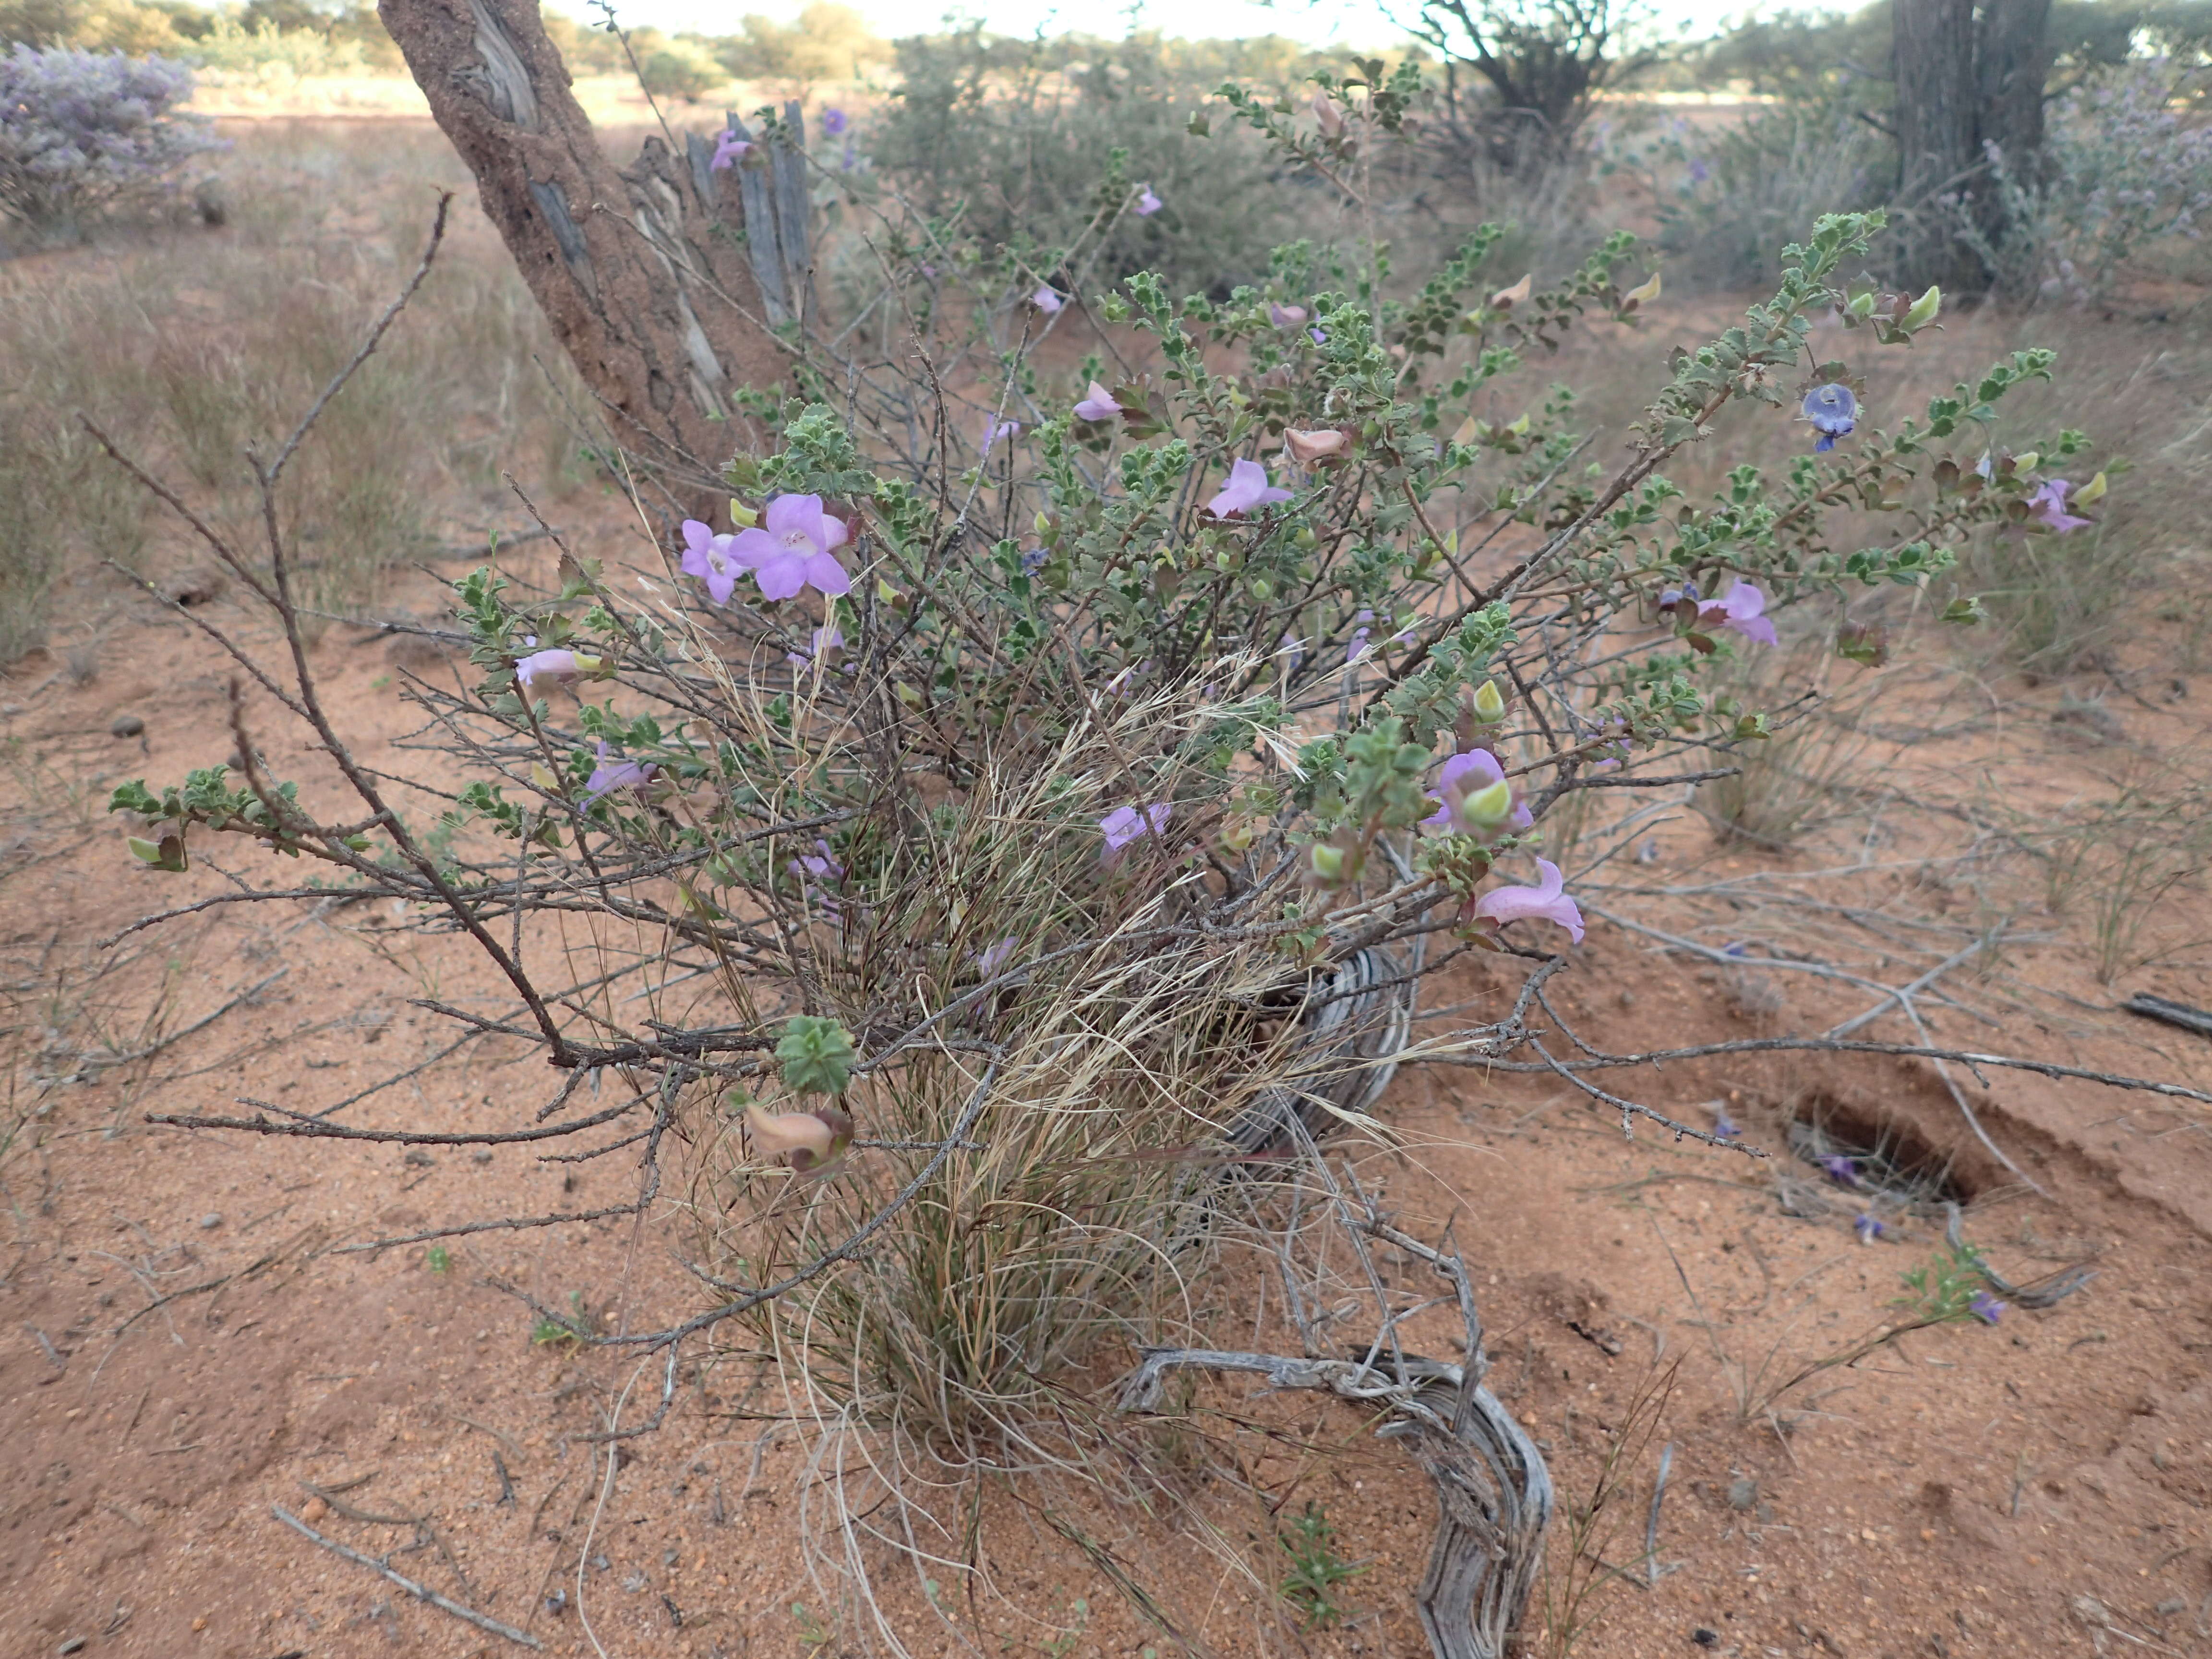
[1407,0,1657,170]
[712,3,889,91]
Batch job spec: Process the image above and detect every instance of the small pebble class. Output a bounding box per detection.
[1691,1631,1719,1649]
[300,1496,329,1524]
[109,715,145,739]
[59,1638,87,1655]
[1726,1476,1758,1511]
[471,1147,493,1165]
[198,1213,223,1229]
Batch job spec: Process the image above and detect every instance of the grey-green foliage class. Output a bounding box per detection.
[869,28,1323,299]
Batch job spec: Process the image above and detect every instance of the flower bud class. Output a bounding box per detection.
[1487,273,1531,312]
[1283,428,1349,467]
[1470,679,1507,724]
[1455,776,1515,831]
[729,499,760,529]
[2012,451,2039,475]
[1902,284,1942,330]
[2072,469,2107,506]
[1620,271,1661,311]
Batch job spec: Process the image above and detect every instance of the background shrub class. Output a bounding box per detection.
[0,44,217,236]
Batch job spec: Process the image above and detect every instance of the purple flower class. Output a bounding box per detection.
[1134,184,1162,216]
[1968,1290,2006,1325]
[1854,1212,1885,1243]
[1801,383,1858,453]
[1471,858,1586,944]
[974,937,1017,976]
[1100,803,1171,856]
[584,740,655,802]
[787,623,845,667]
[1713,1112,1741,1140]
[1032,286,1064,314]
[1818,1154,1859,1188]
[820,107,848,135]
[709,130,752,170]
[1346,627,1370,664]
[1688,157,1711,182]
[1659,578,1700,610]
[1309,325,1327,345]
[681,517,747,606]
[1697,581,1778,646]
[788,838,842,884]
[516,648,595,696]
[982,418,1021,456]
[728,494,851,602]
[1423,749,1534,835]
[1205,457,1292,518]
[2027,480,2092,533]
[1019,546,1048,575]
[1269,302,1308,327]
[1073,380,1123,421]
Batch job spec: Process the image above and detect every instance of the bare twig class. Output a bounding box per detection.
[271,1504,541,1648]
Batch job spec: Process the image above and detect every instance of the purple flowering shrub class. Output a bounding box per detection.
[1971,61,2212,303]
[0,45,218,233]
[95,88,2099,1593]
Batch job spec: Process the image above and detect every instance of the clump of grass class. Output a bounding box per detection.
[2025,771,2212,982]
[0,120,587,653]
[1958,521,2143,680]
[1533,1358,1678,1657]
[1693,665,1873,851]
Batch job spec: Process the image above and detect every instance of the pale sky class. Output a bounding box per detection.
[570,0,1751,54]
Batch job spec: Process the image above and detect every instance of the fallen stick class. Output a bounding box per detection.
[270,1505,541,1649]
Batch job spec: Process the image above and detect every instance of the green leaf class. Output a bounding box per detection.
[776,1015,858,1097]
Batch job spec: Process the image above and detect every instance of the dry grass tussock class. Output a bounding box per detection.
[0,121,589,662]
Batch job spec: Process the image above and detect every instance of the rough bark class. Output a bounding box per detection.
[1977,0,2055,176]
[1891,0,1983,289]
[373,0,798,498]
[1890,0,2056,293]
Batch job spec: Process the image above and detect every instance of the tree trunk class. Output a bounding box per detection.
[1890,0,2055,294]
[1977,0,2055,175]
[373,0,797,502]
[1891,0,1983,290]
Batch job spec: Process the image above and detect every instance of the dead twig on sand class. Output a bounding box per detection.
[270,1505,539,1649]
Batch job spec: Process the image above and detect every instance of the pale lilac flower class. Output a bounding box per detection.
[584,740,655,802]
[709,130,752,170]
[1713,1112,1741,1140]
[1278,634,1307,676]
[1697,581,1778,646]
[1688,157,1711,183]
[1073,380,1123,421]
[1470,859,1586,944]
[974,937,1017,976]
[787,623,845,667]
[1269,302,1308,327]
[1205,457,1292,518]
[1309,325,1327,345]
[729,494,851,601]
[1801,383,1858,453]
[788,837,842,885]
[1019,547,1048,575]
[820,107,848,135]
[982,418,1021,456]
[1818,1154,1859,1187]
[1659,578,1700,610]
[1134,184,1162,216]
[515,648,590,697]
[1346,627,1370,664]
[1100,803,1171,856]
[1032,286,1064,314]
[1854,1212,1886,1243]
[681,517,748,606]
[1423,749,1534,834]
[2027,479,2092,533]
[1968,1290,2006,1324]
